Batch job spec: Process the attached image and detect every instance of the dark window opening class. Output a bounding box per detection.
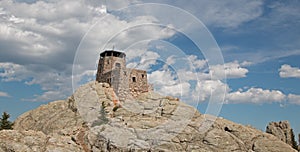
[106,78,112,83]
[141,74,144,78]
[132,77,136,82]
[115,63,121,68]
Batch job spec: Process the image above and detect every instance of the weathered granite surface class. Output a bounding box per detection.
[1,81,296,152]
[266,121,298,149]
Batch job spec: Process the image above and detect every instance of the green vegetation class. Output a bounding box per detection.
[0,112,13,130]
[91,102,109,127]
[290,129,298,150]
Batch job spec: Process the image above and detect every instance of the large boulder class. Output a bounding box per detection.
[266,121,297,150]
[1,81,296,152]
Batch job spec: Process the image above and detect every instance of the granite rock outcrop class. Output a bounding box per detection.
[266,121,298,150]
[1,81,296,152]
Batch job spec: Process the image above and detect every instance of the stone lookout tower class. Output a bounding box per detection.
[96,50,150,100]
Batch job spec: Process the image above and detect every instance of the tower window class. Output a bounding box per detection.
[115,63,121,68]
[132,77,136,82]
[141,74,144,78]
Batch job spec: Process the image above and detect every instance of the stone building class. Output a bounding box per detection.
[96,50,150,101]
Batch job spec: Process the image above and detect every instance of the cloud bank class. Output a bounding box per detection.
[0,0,299,107]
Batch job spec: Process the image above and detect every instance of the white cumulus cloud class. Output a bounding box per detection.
[287,94,300,105]
[148,70,177,86]
[210,61,249,79]
[0,62,73,102]
[279,64,300,78]
[226,88,286,104]
[155,0,264,28]
[187,55,207,70]
[193,80,229,102]
[0,91,10,97]
[160,82,191,97]
[0,0,176,102]
[1,0,299,107]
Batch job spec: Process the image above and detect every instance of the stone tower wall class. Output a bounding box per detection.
[127,69,148,97]
[117,70,130,101]
[96,51,149,101]
[96,54,126,81]
[99,56,126,74]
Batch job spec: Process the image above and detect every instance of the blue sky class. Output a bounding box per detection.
[0,0,300,136]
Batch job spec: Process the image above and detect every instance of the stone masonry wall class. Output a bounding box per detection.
[128,68,148,97]
[96,51,149,101]
[96,56,126,80]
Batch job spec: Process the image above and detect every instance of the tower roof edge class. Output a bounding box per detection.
[100,50,126,57]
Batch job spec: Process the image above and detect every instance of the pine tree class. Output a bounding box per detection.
[0,112,13,130]
[290,129,298,150]
[91,102,109,127]
[298,133,300,149]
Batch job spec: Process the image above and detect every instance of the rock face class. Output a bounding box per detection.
[1,81,297,152]
[13,99,83,134]
[266,121,297,149]
[0,130,82,152]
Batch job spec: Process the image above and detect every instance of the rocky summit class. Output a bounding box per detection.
[0,81,296,152]
[266,121,298,149]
